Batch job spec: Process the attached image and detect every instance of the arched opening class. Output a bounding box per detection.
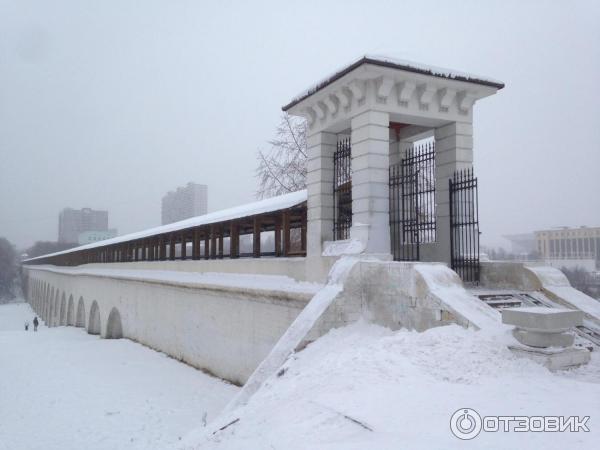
[53,291,60,327]
[105,307,123,339]
[67,295,75,326]
[60,293,67,326]
[48,288,55,325]
[76,297,85,327]
[88,301,101,335]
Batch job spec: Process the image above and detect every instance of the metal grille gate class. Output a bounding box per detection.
[449,168,480,283]
[333,138,352,240]
[389,142,436,261]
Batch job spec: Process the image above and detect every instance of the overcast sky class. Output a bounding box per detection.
[1,0,599,250]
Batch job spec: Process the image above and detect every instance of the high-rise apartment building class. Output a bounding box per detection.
[58,208,109,244]
[161,182,208,225]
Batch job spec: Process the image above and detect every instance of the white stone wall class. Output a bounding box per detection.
[23,258,501,387]
[23,266,318,385]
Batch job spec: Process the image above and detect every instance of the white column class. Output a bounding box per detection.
[350,110,391,255]
[306,131,336,257]
[433,121,473,265]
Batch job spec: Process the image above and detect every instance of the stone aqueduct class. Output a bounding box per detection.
[28,278,121,339]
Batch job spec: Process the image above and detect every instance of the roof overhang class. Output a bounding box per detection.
[283,55,504,133]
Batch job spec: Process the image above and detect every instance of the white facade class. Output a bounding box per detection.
[161,182,208,225]
[535,226,600,269]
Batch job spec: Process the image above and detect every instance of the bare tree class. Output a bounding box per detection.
[256,113,307,199]
[0,237,18,302]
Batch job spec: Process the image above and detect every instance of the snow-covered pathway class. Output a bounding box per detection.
[0,302,238,450]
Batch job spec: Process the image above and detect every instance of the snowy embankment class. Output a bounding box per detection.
[185,322,600,450]
[0,302,238,450]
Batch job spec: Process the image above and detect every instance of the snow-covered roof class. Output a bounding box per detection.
[24,190,307,263]
[283,54,504,111]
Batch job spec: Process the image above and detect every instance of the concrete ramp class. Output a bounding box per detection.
[220,257,358,415]
[525,265,600,323]
[414,264,500,331]
[480,262,600,325]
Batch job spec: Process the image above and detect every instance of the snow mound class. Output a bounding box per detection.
[185,322,600,450]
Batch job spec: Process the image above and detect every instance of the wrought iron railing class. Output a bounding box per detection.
[389,141,436,261]
[333,138,352,240]
[449,168,480,283]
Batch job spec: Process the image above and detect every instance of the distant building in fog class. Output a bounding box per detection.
[78,229,118,245]
[161,182,208,225]
[503,233,536,255]
[535,226,600,271]
[58,208,109,244]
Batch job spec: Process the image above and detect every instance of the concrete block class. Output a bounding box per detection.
[508,345,591,371]
[435,134,473,152]
[352,182,389,200]
[351,138,389,157]
[307,155,334,172]
[351,153,390,172]
[306,168,334,185]
[502,307,583,331]
[436,148,474,166]
[434,121,473,140]
[350,123,389,144]
[352,167,389,185]
[307,181,333,197]
[307,131,337,148]
[512,328,574,348]
[350,110,389,129]
[352,197,389,215]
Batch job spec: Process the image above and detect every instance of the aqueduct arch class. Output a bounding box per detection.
[60,293,67,326]
[48,288,55,325]
[88,301,101,335]
[53,291,60,327]
[67,295,75,326]
[105,307,123,339]
[75,297,85,327]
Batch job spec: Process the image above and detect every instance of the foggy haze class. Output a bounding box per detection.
[1,0,599,250]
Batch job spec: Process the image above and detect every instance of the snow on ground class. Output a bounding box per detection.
[186,322,600,450]
[0,302,238,450]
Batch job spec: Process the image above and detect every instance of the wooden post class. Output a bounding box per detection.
[204,230,210,260]
[282,210,290,257]
[301,209,307,255]
[230,221,239,259]
[161,237,167,261]
[181,232,187,260]
[253,217,261,258]
[218,226,224,259]
[169,234,176,260]
[274,215,282,257]
[142,241,147,261]
[192,229,200,260]
[210,226,217,259]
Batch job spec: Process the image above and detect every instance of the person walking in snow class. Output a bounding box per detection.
[24,321,29,331]
[33,317,39,332]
